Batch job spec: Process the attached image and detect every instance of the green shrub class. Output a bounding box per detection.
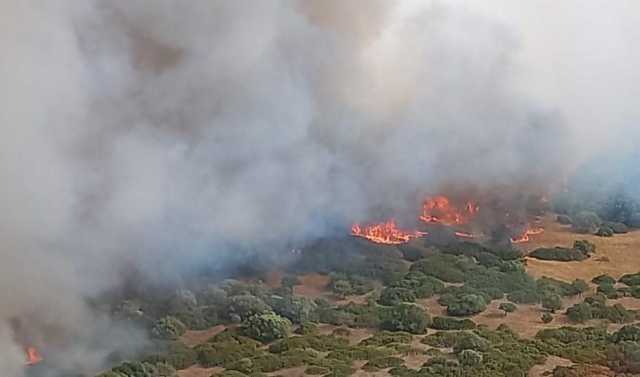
[458,349,483,366]
[381,303,430,334]
[151,316,187,340]
[613,325,640,343]
[452,332,490,353]
[446,294,487,316]
[242,312,292,343]
[507,289,540,304]
[542,294,563,313]
[362,357,404,371]
[378,287,417,306]
[572,211,602,234]
[499,302,517,316]
[529,247,588,262]
[541,313,553,323]
[620,272,640,286]
[430,317,476,330]
[573,240,596,255]
[592,274,615,285]
[143,341,198,370]
[557,215,572,225]
[228,295,271,321]
[604,221,629,234]
[596,226,614,237]
[269,295,318,324]
[360,331,413,347]
[295,321,318,335]
[597,283,620,299]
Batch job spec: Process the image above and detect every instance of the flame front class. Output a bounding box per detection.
[420,196,479,226]
[25,346,43,366]
[511,227,544,244]
[351,219,425,244]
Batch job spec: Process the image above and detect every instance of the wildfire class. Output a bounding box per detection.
[454,231,476,239]
[511,227,544,244]
[351,219,425,245]
[420,196,479,226]
[25,346,43,366]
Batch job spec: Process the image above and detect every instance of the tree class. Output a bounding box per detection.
[201,286,228,307]
[228,294,270,321]
[541,312,553,323]
[571,211,602,234]
[592,274,616,285]
[498,302,517,316]
[458,349,483,366]
[332,280,352,299]
[566,302,593,323]
[571,279,589,297]
[242,312,292,343]
[447,294,487,317]
[378,287,416,306]
[542,294,563,313]
[151,316,187,340]
[452,333,490,353]
[382,303,431,334]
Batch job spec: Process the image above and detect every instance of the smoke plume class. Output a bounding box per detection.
[2,0,639,374]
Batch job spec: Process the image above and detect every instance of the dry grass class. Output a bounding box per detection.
[527,356,573,377]
[293,273,331,298]
[177,366,223,377]
[524,215,640,282]
[180,325,226,348]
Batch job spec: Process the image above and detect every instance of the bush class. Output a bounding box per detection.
[507,289,540,304]
[242,312,292,343]
[201,286,229,307]
[596,226,614,237]
[573,240,596,255]
[613,325,640,343]
[542,294,563,313]
[571,279,589,296]
[446,294,487,316]
[529,247,588,262]
[557,215,573,225]
[381,303,430,334]
[605,221,629,234]
[331,280,352,298]
[295,322,318,335]
[270,295,318,324]
[458,349,483,366]
[572,211,602,234]
[430,317,476,330]
[597,283,620,299]
[542,313,553,323]
[228,295,271,321]
[566,302,593,323]
[620,273,640,286]
[378,287,416,306]
[452,332,490,353]
[592,274,616,285]
[499,302,517,316]
[151,316,187,340]
[362,357,404,371]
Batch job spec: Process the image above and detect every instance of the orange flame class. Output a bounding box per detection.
[420,196,479,226]
[351,219,425,245]
[25,346,43,366]
[511,227,544,244]
[454,231,476,239]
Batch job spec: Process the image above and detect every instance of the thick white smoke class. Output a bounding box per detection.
[2,1,639,375]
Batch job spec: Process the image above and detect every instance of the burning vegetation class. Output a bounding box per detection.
[351,194,545,245]
[351,220,424,245]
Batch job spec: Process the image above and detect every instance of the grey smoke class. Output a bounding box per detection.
[1,0,639,375]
